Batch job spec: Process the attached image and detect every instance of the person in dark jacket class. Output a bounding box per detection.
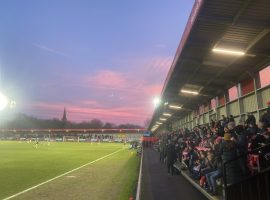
[245,113,256,127]
[234,125,249,176]
[260,102,270,128]
[187,143,198,173]
[220,133,243,185]
[220,115,228,127]
[210,119,216,129]
[249,132,266,151]
[166,140,176,176]
[159,140,166,163]
[234,125,248,154]
[228,115,235,123]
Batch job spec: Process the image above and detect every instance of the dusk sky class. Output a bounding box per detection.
[0,0,194,126]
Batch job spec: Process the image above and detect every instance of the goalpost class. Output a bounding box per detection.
[62,136,80,142]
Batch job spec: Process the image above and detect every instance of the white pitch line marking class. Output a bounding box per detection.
[65,175,76,178]
[3,148,124,200]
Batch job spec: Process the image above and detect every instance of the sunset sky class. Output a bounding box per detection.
[0,0,194,126]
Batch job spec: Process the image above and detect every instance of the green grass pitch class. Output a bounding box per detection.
[0,141,140,200]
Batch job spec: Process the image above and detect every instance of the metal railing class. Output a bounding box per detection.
[223,143,270,200]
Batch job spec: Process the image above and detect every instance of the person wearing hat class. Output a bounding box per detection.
[220,133,243,185]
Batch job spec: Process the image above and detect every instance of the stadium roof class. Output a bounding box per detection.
[149,0,270,131]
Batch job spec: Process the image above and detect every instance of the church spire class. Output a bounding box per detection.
[62,107,67,122]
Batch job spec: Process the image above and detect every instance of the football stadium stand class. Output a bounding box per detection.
[141,1,270,200]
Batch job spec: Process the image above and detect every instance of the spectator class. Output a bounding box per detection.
[166,140,176,177]
[260,101,270,128]
[159,139,166,163]
[157,114,270,197]
[245,113,256,127]
[187,144,198,173]
[263,131,270,144]
[228,115,235,123]
[220,133,243,185]
[221,115,228,127]
[210,119,215,129]
[249,132,266,151]
[200,151,215,187]
[205,155,222,195]
[234,125,249,175]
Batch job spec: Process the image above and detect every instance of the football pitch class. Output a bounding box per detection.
[0,141,140,200]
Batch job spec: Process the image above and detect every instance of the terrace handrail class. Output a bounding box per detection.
[223,143,270,200]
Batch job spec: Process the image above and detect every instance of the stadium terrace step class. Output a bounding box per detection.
[180,170,221,200]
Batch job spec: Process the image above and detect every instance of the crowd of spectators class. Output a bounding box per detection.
[158,103,270,196]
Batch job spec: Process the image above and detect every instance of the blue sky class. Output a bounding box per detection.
[0,0,194,125]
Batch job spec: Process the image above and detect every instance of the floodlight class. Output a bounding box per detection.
[153,97,161,107]
[169,105,182,110]
[160,118,167,121]
[156,122,162,125]
[181,89,199,95]
[212,48,245,56]
[0,92,8,111]
[163,113,172,116]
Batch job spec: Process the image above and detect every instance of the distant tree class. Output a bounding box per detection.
[117,123,142,129]
[90,119,104,128]
[0,113,143,130]
[103,122,115,129]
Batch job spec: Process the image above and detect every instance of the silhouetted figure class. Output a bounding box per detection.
[166,140,176,176]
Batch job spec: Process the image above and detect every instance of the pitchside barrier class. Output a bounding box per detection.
[141,136,159,147]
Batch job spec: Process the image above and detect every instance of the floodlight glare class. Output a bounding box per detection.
[156,122,162,125]
[10,100,16,109]
[163,113,172,116]
[160,118,167,121]
[212,48,245,56]
[0,92,8,111]
[181,89,199,95]
[169,105,182,110]
[153,97,161,107]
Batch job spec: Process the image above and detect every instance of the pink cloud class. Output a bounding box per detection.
[84,70,127,89]
[145,56,173,74]
[20,55,172,126]
[81,100,102,107]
